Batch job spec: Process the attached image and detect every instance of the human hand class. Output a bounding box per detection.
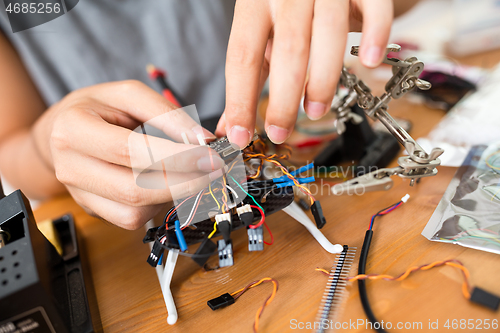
[217,0,393,146]
[32,81,223,229]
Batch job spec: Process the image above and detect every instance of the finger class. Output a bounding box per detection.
[85,80,214,143]
[215,112,227,137]
[358,0,393,68]
[305,0,349,120]
[224,0,272,148]
[68,186,164,230]
[53,108,224,172]
[265,0,315,144]
[54,151,223,207]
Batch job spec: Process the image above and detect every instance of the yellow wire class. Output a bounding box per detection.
[208,183,220,211]
[208,221,217,239]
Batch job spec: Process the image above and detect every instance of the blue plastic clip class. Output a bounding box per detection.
[174,220,188,252]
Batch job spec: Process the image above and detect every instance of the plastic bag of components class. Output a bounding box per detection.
[422,143,500,255]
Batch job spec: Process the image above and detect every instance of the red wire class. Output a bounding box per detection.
[249,205,265,229]
[166,193,197,223]
[263,221,274,245]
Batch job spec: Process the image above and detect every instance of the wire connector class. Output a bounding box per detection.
[247,226,264,251]
[218,239,234,267]
[215,213,232,224]
[311,201,327,229]
[237,204,254,227]
[147,239,165,268]
[207,293,235,311]
[470,287,500,311]
[216,213,232,243]
[401,194,410,203]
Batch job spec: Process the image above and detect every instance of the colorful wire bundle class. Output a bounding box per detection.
[229,277,279,333]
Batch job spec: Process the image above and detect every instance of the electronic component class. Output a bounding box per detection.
[237,204,254,227]
[470,287,500,311]
[0,184,94,333]
[247,226,264,251]
[215,213,232,244]
[147,239,165,267]
[298,198,310,211]
[311,201,326,229]
[218,239,233,267]
[206,277,278,332]
[209,131,258,159]
[192,237,217,267]
[315,246,356,333]
[207,293,235,311]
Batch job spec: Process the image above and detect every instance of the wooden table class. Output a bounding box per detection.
[33,53,500,333]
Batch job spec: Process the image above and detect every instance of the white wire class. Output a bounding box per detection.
[225,185,239,199]
[180,189,204,228]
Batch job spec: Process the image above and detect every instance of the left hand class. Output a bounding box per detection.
[217,0,393,146]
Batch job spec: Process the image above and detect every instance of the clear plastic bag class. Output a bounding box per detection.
[422,143,500,254]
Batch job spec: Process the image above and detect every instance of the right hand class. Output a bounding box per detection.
[32,80,223,229]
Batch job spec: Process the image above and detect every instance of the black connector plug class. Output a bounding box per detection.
[311,201,327,229]
[218,221,232,244]
[147,239,165,267]
[470,287,500,311]
[207,293,235,310]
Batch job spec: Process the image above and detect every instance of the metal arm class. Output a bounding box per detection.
[331,44,444,193]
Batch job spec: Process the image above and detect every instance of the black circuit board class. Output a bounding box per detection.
[162,186,294,247]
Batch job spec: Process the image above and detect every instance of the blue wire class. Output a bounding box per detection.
[290,162,314,177]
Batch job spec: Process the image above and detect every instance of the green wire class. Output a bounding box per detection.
[229,175,264,212]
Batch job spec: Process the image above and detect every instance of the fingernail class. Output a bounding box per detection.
[266,125,289,144]
[197,155,224,172]
[305,101,327,120]
[228,125,251,148]
[362,46,382,68]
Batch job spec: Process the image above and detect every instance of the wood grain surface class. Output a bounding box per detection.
[33,55,500,333]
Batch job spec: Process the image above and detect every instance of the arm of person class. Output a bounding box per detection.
[0,31,65,199]
[0,31,222,229]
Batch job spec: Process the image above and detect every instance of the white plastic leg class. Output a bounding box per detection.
[145,220,179,325]
[283,201,343,254]
[161,249,179,325]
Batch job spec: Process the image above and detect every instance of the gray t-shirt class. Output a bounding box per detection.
[0,0,235,120]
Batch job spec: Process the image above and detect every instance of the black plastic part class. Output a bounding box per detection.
[239,212,254,228]
[311,201,327,229]
[143,227,159,243]
[314,105,400,176]
[207,293,235,310]
[0,190,95,333]
[192,237,217,267]
[147,240,165,268]
[218,221,232,244]
[470,287,500,311]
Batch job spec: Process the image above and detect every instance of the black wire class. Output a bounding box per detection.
[358,230,388,333]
